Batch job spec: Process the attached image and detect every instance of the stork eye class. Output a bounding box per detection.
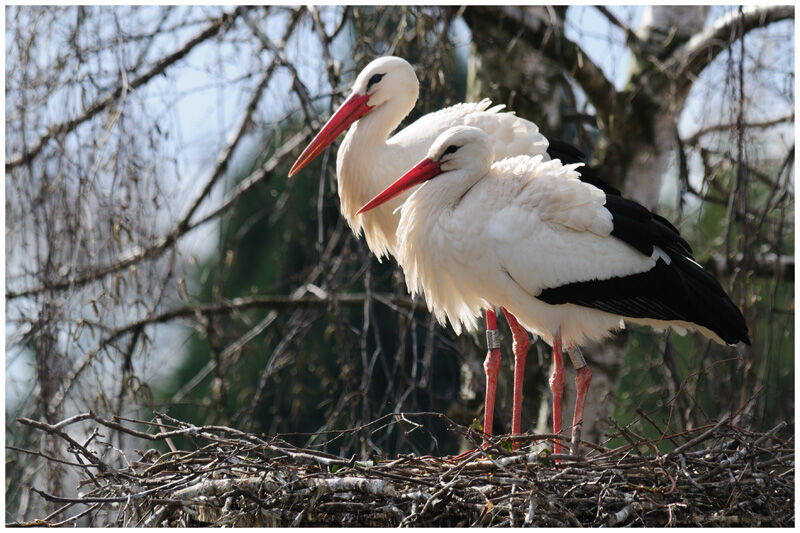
[441,145,460,157]
[367,73,385,89]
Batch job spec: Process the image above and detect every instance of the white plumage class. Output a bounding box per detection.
[359,125,749,453]
[294,56,749,452]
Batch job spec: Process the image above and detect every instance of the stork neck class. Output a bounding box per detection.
[409,167,483,216]
[335,103,415,260]
[341,116,389,164]
[337,98,413,219]
[337,119,392,210]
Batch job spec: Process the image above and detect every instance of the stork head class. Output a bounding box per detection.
[289,56,419,177]
[428,126,493,174]
[358,126,493,214]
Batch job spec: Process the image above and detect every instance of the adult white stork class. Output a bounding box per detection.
[289,56,619,440]
[358,126,750,454]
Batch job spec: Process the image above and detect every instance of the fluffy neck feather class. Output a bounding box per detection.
[336,95,416,260]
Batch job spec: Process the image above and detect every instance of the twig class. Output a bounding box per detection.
[664,414,729,459]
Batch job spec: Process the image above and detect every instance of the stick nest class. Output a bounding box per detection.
[13,412,794,527]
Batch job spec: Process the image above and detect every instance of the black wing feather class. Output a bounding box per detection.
[538,255,750,345]
[604,195,693,256]
[545,136,692,255]
[539,137,748,345]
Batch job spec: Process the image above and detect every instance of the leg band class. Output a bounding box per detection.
[568,345,587,369]
[486,329,502,350]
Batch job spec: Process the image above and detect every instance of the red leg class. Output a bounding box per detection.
[571,363,592,455]
[482,308,502,439]
[549,328,566,455]
[502,308,529,438]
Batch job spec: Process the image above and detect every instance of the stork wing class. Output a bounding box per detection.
[489,163,747,345]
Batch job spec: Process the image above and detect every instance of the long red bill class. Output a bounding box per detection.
[288,93,372,177]
[357,158,443,214]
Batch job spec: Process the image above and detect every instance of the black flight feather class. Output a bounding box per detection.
[540,138,748,345]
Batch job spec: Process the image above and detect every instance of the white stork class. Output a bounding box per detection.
[358,126,750,454]
[290,56,618,440]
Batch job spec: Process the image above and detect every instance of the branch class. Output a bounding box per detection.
[671,5,794,91]
[45,197,351,416]
[46,291,425,416]
[241,8,318,125]
[462,6,619,123]
[690,143,786,190]
[14,410,794,526]
[15,417,107,471]
[119,292,426,336]
[177,65,274,234]
[593,6,644,56]
[684,113,795,146]
[703,252,794,282]
[175,128,310,231]
[6,8,245,171]
[5,10,314,303]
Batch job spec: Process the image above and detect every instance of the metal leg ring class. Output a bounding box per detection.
[486,329,502,350]
[568,346,587,369]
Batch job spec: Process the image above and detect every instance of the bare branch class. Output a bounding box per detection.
[593,6,644,55]
[178,68,274,233]
[12,410,795,526]
[671,5,794,92]
[136,292,425,338]
[685,113,795,145]
[704,253,794,282]
[6,128,308,301]
[690,143,787,190]
[46,289,424,416]
[6,8,246,171]
[241,8,318,124]
[15,417,106,471]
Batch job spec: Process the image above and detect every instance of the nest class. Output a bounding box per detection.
[13,411,794,527]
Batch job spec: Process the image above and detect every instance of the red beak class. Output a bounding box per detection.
[357,157,443,215]
[288,93,373,177]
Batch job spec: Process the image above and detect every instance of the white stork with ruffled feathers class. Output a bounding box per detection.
[358,126,750,453]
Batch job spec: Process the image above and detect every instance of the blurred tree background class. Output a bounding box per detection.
[5,6,794,522]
